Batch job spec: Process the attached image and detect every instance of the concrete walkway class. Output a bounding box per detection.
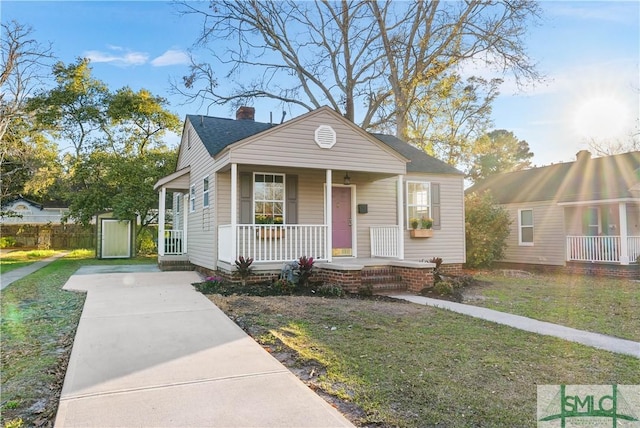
[0,251,68,290]
[56,271,354,427]
[390,294,640,359]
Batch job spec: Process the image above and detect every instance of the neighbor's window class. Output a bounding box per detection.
[254,173,284,224]
[406,181,431,229]
[203,176,210,208]
[519,209,534,245]
[189,184,196,212]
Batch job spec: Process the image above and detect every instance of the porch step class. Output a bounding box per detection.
[361,267,406,294]
[158,260,194,272]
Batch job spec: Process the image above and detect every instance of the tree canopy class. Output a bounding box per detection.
[468,129,534,182]
[176,0,542,157]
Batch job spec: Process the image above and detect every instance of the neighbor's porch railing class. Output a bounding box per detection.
[218,224,328,263]
[164,230,184,255]
[370,225,400,258]
[566,235,640,263]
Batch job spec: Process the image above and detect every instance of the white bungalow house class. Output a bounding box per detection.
[154,107,466,292]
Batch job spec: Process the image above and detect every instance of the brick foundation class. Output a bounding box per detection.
[439,263,464,276]
[392,266,433,293]
[316,268,362,293]
[492,261,639,280]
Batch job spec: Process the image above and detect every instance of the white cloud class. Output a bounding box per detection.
[151,49,190,67]
[84,48,148,66]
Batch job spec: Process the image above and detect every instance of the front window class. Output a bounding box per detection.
[519,209,534,245]
[406,181,431,229]
[203,176,210,208]
[254,173,284,224]
[189,184,196,212]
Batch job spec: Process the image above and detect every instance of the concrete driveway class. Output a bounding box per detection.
[56,271,353,427]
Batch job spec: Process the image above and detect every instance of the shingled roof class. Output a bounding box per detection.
[467,151,640,204]
[186,113,461,175]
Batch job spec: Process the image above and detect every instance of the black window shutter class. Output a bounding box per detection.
[286,175,298,224]
[432,182,441,230]
[239,172,252,224]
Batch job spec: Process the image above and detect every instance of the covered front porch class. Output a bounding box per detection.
[563,201,640,265]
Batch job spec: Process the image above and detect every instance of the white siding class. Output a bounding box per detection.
[177,120,217,270]
[230,109,406,175]
[501,201,566,266]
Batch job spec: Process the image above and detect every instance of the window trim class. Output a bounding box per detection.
[405,180,431,230]
[253,172,286,224]
[189,184,196,213]
[203,176,210,209]
[518,208,534,246]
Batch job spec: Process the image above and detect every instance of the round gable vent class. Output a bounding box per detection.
[315,125,336,149]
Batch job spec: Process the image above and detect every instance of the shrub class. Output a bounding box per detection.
[358,283,373,297]
[273,278,295,295]
[297,256,315,287]
[317,283,344,297]
[194,276,225,294]
[0,236,17,248]
[434,280,455,295]
[234,256,254,285]
[428,257,443,283]
[136,227,156,255]
[465,191,511,268]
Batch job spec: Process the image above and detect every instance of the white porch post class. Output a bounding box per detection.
[619,202,629,265]
[397,174,404,259]
[158,187,166,256]
[326,169,333,262]
[231,163,238,262]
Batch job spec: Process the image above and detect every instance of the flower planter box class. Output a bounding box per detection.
[257,229,285,239]
[410,229,433,238]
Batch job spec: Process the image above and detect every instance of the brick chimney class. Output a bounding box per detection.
[236,106,255,121]
[576,150,591,162]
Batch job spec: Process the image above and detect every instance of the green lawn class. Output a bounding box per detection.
[212,295,640,428]
[0,250,156,428]
[465,272,640,342]
[0,250,63,274]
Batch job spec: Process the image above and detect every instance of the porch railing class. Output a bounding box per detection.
[164,230,184,255]
[218,224,328,263]
[370,226,400,258]
[629,236,640,263]
[566,235,640,263]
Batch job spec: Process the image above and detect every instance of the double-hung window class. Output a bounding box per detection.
[518,209,534,245]
[406,181,431,229]
[189,184,196,212]
[254,173,284,224]
[203,176,210,208]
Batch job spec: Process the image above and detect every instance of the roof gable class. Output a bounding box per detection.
[182,107,461,175]
[468,151,640,203]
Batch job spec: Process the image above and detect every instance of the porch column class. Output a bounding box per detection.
[326,169,332,262]
[619,202,629,265]
[397,174,404,259]
[231,163,238,262]
[158,187,166,256]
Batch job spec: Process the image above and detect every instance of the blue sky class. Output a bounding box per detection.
[2,1,639,166]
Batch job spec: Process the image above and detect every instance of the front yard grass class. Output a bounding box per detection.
[0,250,63,274]
[211,294,640,427]
[0,250,156,427]
[465,272,640,342]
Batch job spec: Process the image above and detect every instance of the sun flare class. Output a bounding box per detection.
[572,96,631,141]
